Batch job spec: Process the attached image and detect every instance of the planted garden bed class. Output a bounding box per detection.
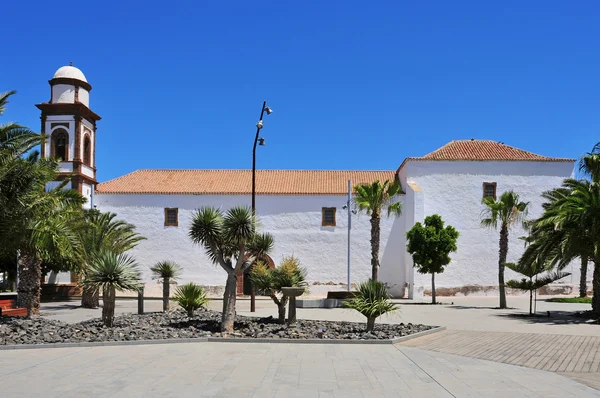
[0,309,434,345]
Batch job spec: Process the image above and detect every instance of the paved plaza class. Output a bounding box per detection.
[1,341,599,397]
[1,296,598,397]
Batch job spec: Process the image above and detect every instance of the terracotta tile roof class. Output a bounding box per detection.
[398,139,575,172]
[96,169,397,195]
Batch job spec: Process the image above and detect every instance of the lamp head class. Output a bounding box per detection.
[256,120,263,129]
[258,137,266,146]
[264,106,273,115]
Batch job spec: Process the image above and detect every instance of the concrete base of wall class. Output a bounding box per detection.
[418,283,579,297]
[296,299,347,308]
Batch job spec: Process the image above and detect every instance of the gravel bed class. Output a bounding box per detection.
[0,309,435,345]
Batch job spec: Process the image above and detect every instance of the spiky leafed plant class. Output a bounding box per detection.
[150,260,182,312]
[353,179,402,281]
[343,280,397,331]
[174,282,209,317]
[250,256,308,323]
[480,190,529,309]
[75,210,145,309]
[189,206,274,333]
[82,251,142,327]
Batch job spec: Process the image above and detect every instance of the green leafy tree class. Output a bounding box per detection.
[343,280,397,331]
[150,260,183,312]
[174,282,209,317]
[189,206,274,333]
[82,251,142,327]
[353,179,402,281]
[250,256,307,323]
[406,215,459,304]
[75,210,145,308]
[480,190,529,309]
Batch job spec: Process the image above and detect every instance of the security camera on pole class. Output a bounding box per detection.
[250,101,272,312]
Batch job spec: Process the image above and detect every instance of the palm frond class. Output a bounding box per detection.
[150,260,182,280]
[82,251,143,293]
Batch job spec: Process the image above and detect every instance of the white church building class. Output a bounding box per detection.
[40,64,587,298]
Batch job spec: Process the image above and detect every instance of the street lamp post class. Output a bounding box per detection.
[250,100,272,312]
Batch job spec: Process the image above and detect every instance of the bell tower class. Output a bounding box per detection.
[36,63,101,208]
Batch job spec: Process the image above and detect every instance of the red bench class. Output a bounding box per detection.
[0,299,27,317]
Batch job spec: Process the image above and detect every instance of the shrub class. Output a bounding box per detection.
[174,282,209,317]
[343,279,397,331]
[250,255,307,323]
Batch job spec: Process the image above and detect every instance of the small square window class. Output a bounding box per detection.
[164,208,179,226]
[322,207,336,226]
[483,182,497,200]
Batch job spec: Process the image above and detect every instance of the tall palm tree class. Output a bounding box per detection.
[353,179,402,281]
[481,190,529,309]
[150,260,182,312]
[1,90,85,315]
[82,251,142,327]
[75,210,145,308]
[189,206,273,333]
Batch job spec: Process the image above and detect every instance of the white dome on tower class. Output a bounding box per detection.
[53,65,87,82]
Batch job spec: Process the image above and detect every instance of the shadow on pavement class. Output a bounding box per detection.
[494,311,599,325]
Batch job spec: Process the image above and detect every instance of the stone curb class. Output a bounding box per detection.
[0,326,445,351]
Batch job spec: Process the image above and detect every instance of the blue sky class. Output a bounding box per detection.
[3,1,599,182]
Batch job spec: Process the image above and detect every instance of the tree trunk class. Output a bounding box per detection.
[529,288,533,316]
[17,253,42,316]
[580,256,588,298]
[370,212,381,281]
[431,273,436,304]
[221,272,237,333]
[163,276,170,312]
[366,317,376,332]
[498,224,509,309]
[276,296,288,324]
[102,286,116,327]
[592,257,600,316]
[81,286,100,308]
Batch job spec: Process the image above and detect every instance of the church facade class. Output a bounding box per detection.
[40,65,586,298]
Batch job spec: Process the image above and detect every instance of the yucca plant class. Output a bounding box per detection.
[150,260,182,312]
[174,282,209,317]
[82,251,143,327]
[250,256,307,323]
[343,280,397,331]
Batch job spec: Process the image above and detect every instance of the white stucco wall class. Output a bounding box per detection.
[95,194,400,297]
[51,84,75,103]
[78,88,89,107]
[81,183,93,209]
[399,160,583,293]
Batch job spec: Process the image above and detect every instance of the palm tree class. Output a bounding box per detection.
[353,179,402,281]
[481,190,529,309]
[75,210,145,308]
[150,261,182,311]
[1,90,85,315]
[505,237,570,315]
[82,250,142,327]
[189,206,273,333]
[536,177,600,315]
